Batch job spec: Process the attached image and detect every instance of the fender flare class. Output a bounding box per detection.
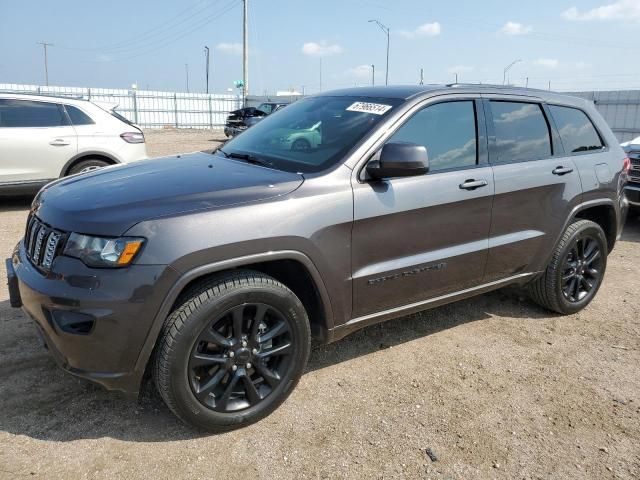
[132,250,334,380]
[59,151,121,177]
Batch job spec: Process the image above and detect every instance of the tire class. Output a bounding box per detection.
[528,219,607,314]
[291,138,311,151]
[154,270,311,432]
[67,158,110,175]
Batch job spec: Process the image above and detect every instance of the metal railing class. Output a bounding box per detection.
[0,83,243,129]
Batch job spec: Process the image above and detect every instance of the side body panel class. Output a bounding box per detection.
[350,95,494,317]
[482,95,584,281]
[0,124,77,183]
[351,168,494,317]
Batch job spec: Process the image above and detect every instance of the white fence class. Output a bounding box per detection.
[568,90,640,143]
[0,83,242,129]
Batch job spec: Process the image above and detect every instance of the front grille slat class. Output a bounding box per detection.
[32,227,47,265]
[41,232,61,269]
[23,216,65,272]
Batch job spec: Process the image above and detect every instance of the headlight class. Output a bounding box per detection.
[63,233,145,267]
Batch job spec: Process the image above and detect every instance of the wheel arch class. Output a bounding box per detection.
[571,200,617,252]
[133,250,334,385]
[60,151,120,177]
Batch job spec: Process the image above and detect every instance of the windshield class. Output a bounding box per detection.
[219,96,402,173]
[256,103,273,114]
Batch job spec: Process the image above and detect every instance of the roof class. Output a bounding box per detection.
[315,84,590,106]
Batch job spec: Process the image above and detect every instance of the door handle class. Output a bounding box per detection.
[49,139,70,146]
[459,179,488,190]
[552,166,573,176]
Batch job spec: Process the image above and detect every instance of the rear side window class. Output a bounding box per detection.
[388,100,477,172]
[65,105,94,125]
[0,99,68,128]
[490,101,551,162]
[549,105,604,153]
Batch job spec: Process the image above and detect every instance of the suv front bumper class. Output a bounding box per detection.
[7,242,178,396]
[624,183,640,207]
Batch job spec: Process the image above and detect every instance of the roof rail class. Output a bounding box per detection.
[0,90,87,101]
[445,83,551,93]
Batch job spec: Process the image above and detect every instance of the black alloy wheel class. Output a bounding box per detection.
[189,303,293,412]
[561,235,603,303]
[528,219,607,314]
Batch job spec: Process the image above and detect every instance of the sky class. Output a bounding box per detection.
[1,0,640,94]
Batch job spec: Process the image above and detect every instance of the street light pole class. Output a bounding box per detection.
[242,0,249,104]
[371,64,375,86]
[368,19,390,85]
[37,42,53,86]
[204,46,210,94]
[503,59,521,85]
[185,63,190,93]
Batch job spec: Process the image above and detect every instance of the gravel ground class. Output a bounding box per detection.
[1,129,639,479]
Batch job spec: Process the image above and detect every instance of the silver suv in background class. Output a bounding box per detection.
[0,93,147,194]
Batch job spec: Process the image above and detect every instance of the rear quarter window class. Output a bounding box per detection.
[65,105,95,125]
[549,105,604,154]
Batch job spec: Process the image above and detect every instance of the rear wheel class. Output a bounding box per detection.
[67,158,110,175]
[154,271,311,432]
[528,219,607,314]
[291,138,311,151]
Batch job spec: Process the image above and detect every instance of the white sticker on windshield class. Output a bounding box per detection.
[346,102,392,115]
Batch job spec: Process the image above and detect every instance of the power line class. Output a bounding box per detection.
[56,0,223,53]
[81,0,241,63]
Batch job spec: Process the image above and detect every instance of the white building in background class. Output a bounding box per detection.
[276,90,302,97]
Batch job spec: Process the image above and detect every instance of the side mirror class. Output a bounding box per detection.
[366,142,429,180]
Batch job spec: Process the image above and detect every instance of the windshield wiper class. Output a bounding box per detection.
[217,149,273,168]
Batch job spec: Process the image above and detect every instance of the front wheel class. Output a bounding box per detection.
[528,219,607,314]
[154,271,311,432]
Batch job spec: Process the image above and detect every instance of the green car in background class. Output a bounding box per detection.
[271,120,322,151]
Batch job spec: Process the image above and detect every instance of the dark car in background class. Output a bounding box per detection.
[621,137,640,213]
[224,101,288,137]
[7,85,627,432]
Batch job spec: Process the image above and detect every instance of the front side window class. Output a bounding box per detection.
[549,105,604,153]
[0,99,68,128]
[66,105,95,125]
[490,101,551,162]
[220,96,402,173]
[388,100,477,172]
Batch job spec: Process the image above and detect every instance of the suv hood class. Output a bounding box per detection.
[34,152,304,236]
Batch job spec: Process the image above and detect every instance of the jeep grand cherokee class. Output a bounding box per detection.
[7,85,628,431]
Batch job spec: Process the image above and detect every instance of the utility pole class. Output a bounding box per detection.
[368,20,390,85]
[243,0,249,105]
[455,72,458,83]
[525,76,529,88]
[371,64,375,86]
[204,46,210,94]
[503,59,521,85]
[185,63,190,93]
[37,42,53,86]
[419,68,424,85]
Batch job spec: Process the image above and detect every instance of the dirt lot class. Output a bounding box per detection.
[1,129,639,479]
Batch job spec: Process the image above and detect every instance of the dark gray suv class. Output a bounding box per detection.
[6,85,629,431]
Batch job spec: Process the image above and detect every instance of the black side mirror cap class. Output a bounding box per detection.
[366,142,429,180]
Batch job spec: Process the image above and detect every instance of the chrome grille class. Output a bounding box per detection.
[24,215,65,272]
